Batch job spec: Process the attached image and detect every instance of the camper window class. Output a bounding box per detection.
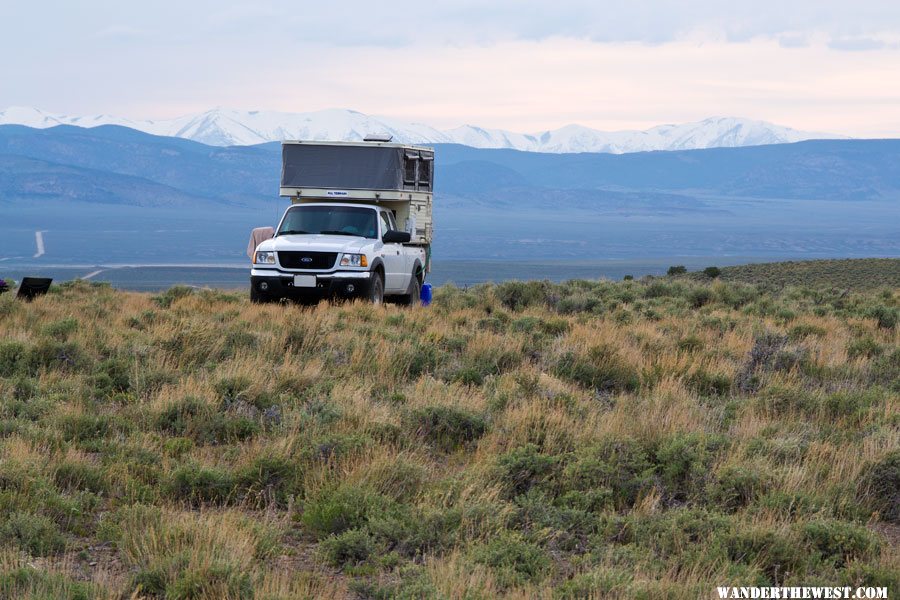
[418,159,431,187]
[404,151,418,185]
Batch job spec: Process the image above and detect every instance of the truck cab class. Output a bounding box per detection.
[251,202,425,304]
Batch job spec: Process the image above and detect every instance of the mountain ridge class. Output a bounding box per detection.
[0,106,844,153]
[0,123,897,207]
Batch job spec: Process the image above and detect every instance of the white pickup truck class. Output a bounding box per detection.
[251,202,426,304]
[249,139,433,304]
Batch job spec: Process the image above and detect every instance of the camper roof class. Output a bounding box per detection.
[281,140,434,153]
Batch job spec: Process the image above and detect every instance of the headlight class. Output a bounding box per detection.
[255,251,276,265]
[339,253,368,267]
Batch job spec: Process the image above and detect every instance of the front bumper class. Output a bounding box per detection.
[250,268,371,300]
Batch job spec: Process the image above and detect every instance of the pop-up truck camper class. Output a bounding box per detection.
[249,138,433,304]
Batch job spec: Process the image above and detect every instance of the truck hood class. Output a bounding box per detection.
[259,234,371,254]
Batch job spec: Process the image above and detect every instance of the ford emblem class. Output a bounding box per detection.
[300,257,313,263]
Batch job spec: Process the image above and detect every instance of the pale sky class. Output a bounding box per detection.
[2,0,900,136]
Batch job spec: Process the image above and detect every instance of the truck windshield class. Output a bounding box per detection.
[277,206,378,239]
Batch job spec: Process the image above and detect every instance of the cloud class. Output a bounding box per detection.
[2,1,899,137]
[777,33,810,48]
[828,37,887,51]
[266,0,900,47]
[94,25,148,39]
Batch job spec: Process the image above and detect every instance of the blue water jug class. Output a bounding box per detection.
[420,283,433,306]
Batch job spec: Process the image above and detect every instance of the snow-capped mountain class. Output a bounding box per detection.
[0,106,841,153]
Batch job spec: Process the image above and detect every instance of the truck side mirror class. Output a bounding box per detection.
[382,230,411,244]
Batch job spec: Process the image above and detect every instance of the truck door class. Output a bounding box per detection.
[380,210,405,292]
[387,211,416,284]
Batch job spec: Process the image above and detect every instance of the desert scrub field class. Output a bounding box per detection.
[0,276,897,599]
[683,258,900,291]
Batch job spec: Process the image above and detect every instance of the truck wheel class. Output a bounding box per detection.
[250,285,272,304]
[399,273,422,306]
[369,272,384,305]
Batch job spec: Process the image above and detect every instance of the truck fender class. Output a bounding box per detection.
[369,257,385,276]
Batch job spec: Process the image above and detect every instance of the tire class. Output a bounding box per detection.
[369,271,385,305]
[250,283,273,304]
[399,272,422,306]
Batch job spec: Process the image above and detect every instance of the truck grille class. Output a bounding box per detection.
[278,251,338,270]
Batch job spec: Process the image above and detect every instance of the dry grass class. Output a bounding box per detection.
[0,276,897,598]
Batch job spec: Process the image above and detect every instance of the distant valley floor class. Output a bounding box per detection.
[2,257,898,292]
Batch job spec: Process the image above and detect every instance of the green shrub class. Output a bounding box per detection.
[857,450,900,522]
[725,528,803,581]
[471,533,551,587]
[654,433,725,503]
[152,285,195,308]
[563,438,654,509]
[554,345,639,394]
[166,464,236,506]
[409,406,487,451]
[90,357,132,396]
[59,413,128,442]
[745,436,808,466]
[644,281,684,298]
[667,265,688,276]
[611,508,730,559]
[556,568,634,598]
[53,461,108,495]
[871,347,900,391]
[800,520,878,566]
[840,563,900,591]
[450,365,488,386]
[847,336,882,360]
[867,305,897,329]
[0,340,27,376]
[496,444,560,498]
[155,397,259,444]
[495,280,553,311]
[43,317,78,341]
[686,369,732,396]
[707,465,771,512]
[301,485,388,538]
[703,266,722,279]
[677,335,704,352]
[821,389,881,422]
[514,490,596,551]
[319,529,376,567]
[556,294,602,314]
[222,328,258,355]
[361,458,427,503]
[391,343,439,380]
[214,376,272,410]
[2,512,66,556]
[156,397,210,436]
[754,490,822,519]
[715,283,759,309]
[688,288,714,308]
[348,568,438,600]
[366,503,469,559]
[757,385,815,415]
[166,562,253,600]
[130,566,167,597]
[511,316,570,336]
[235,455,300,507]
[0,567,97,600]
[449,346,521,386]
[788,323,827,339]
[163,437,194,457]
[24,340,87,374]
